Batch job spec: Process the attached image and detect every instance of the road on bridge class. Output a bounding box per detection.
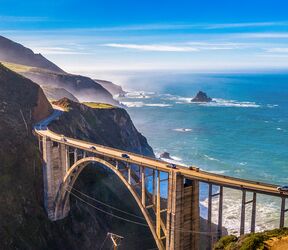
[34,107,283,197]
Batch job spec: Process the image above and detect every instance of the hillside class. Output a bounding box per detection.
[51,98,154,156]
[1,61,117,105]
[94,79,127,96]
[215,228,288,250]
[41,85,79,102]
[0,37,118,105]
[0,65,156,249]
[0,36,64,73]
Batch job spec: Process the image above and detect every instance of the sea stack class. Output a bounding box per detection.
[191,91,212,102]
[160,152,172,159]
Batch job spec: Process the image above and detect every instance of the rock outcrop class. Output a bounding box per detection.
[22,70,118,105]
[94,79,127,96]
[191,91,212,102]
[160,152,172,159]
[41,85,79,102]
[51,98,154,156]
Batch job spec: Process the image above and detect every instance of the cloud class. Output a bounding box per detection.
[103,43,199,52]
[205,22,288,29]
[33,47,88,55]
[238,32,288,38]
[102,42,245,52]
[265,48,288,53]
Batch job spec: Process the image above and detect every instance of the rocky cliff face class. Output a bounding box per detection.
[0,66,155,249]
[22,70,118,105]
[41,85,79,102]
[94,79,127,96]
[51,98,154,156]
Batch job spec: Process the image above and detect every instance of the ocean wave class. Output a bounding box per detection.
[124,91,155,99]
[209,170,227,174]
[121,101,145,107]
[200,98,261,108]
[173,128,192,132]
[155,151,187,166]
[267,104,279,108]
[162,95,192,103]
[121,101,172,108]
[200,188,280,235]
[162,95,262,108]
[145,103,172,107]
[204,154,221,162]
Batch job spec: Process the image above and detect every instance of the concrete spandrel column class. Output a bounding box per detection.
[42,136,55,219]
[59,143,69,178]
[166,173,200,250]
[74,148,77,164]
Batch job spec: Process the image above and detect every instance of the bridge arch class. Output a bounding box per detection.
[55,156,164,250]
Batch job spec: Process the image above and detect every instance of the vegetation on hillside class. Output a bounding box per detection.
[214,228,288,250]
[82,102,115,109]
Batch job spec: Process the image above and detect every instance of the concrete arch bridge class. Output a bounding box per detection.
[35,129,288,250]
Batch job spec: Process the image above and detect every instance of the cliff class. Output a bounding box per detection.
[41,85,79,102]
[0,66,156,249]
[0,36,118,105]
[94,79,127,96]
[50,98,154,156]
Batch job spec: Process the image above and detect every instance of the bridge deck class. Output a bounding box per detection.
[35,129,285,197]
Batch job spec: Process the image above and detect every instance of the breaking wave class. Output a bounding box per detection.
[200,188,281,235]
[173,128,192,132]
[121,101,172,108]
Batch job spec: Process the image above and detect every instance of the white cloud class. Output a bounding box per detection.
[33,47,88,55]
[265,48,288,53]
[238,32,288,39]
[103,43,199,52]
[205,22,288,29]
[102,42,246,52]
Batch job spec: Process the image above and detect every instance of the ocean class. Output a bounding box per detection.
[109,71,288,234]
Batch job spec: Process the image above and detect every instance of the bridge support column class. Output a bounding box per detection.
[166,172,200,250]
[42,137,69,221]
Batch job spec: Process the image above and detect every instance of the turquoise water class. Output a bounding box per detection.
[119,73,288,184]
[115,72,288,233]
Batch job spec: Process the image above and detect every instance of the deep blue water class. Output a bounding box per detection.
[119,73,288,185]
[111,72,288,233]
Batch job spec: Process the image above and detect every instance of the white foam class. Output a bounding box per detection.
[239,162,247,166]
[155,151,187,166]
[200,188,280,235]
[145,103,172,107]
[267,104,279,108]
[121,102,172,108]
[173,128,193,132]
[163,95,261,108]
[121,101,144,107]
[209,170,227,174]
[200,98,261,108]
[204,154,221,162]
[124,91,155,99]
[162,95,192,103]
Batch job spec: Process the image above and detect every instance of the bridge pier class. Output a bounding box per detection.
[166,172,200,250]
[42,137,70,220]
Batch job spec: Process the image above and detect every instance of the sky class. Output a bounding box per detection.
[1,0,288,73]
